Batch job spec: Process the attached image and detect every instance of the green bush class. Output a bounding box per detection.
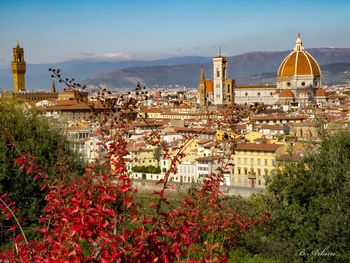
[132,165,161,173]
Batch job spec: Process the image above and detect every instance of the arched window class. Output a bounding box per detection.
[217,71,220,78]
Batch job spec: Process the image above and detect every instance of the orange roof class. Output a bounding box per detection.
[314,88,327,97]
[236,143,282,152]
[205,80,214,93]
[277,50,321,77]
[279,89,294,98]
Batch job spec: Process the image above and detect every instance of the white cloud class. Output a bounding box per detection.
[78,52,135,61]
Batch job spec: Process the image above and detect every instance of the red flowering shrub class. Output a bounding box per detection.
[0,73,267,262]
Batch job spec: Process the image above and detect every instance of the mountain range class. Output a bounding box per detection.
[1,48,350,92]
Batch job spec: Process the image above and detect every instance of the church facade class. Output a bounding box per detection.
[198,34,328,108]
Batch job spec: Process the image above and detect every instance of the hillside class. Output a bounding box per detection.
[1,48,350,91]
[83,48,350,89]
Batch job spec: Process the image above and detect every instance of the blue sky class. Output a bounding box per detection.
[0,0,349,68]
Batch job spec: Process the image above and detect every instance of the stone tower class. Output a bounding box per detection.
[198,68,207,107]
[11,41,26,93]
[225,79,235,105]
[213,52,227,105]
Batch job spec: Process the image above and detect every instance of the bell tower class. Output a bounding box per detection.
[198,68,207,107]
[213,49,227,105]
[11,41,26,93]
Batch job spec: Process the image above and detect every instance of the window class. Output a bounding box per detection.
[272,160,275,166]
[257,92,260,96]
[238,168,241,175]
[217,70,220,78]
[257,168,261,176]
[245,92,248,96]
[264,169,268,176]
[287,82,291,87]
[259,179,261,185]
[244,168,248,175]
[250,158,254,166]
[264,151,267,156]
[301,82,305,86]
[265,159,268,166]
[237,157,241,164]
[244,158,247,165]
[257,159,261,165]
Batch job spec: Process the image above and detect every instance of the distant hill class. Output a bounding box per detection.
[236,63,350,86]
[0,56,210,91]
[1,48,350,91]
[83,48,350,89]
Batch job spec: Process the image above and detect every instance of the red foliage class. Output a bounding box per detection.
[0,79,267,262]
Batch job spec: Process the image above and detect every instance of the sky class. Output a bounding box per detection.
[0,0,349,68]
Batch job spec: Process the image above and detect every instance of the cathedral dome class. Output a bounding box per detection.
[277,34,321,78]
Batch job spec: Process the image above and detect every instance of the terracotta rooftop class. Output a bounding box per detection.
[279,89,294,98]
[235,143,282,152]
[277,49,321,77]
[314,88,328,97]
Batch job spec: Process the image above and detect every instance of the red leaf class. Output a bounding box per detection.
[148,203,158,208]
[133,228,142,237]
[9,224,18,231]
[72,224,84,232]
[129,211,139,218]
[123,196,134,205]
[131,218,138,224]
[5,213,13,220]
[162,255,169,263]
[182,225,189,233]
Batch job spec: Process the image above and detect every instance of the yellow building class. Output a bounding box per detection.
[232,143,284,188]
[11,41,26,93]
[216,129,240,142]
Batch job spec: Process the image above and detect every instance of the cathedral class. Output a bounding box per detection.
[198,34,328,108]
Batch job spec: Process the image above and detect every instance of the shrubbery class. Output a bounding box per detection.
[132,165,161,173]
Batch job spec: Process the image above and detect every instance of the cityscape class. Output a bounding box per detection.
[0,0,350,262]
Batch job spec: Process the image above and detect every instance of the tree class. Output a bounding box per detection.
[153,145,162,167]
[244,128,350,262]
[0,97,85,227]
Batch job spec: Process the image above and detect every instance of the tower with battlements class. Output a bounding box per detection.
[11,41,26,93]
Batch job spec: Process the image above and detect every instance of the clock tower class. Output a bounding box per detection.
[11,41,26,93]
